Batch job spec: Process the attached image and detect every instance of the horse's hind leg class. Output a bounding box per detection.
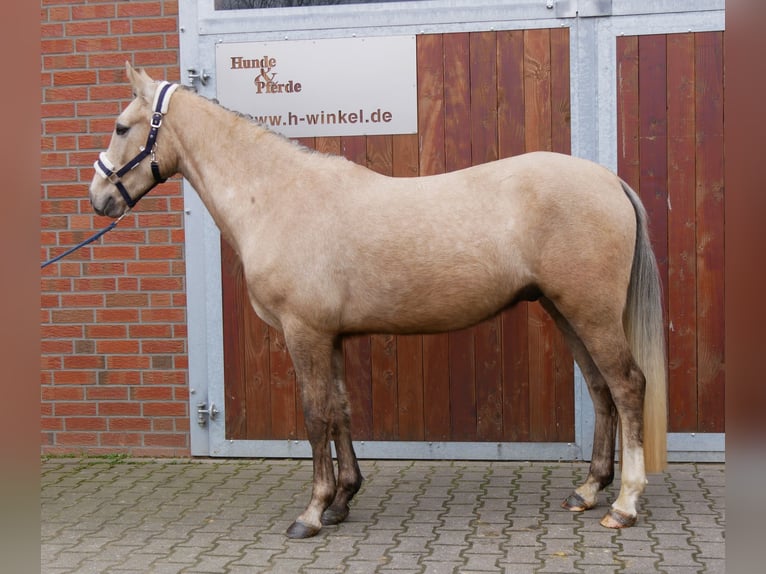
[545,297,648,528]
[540,298,618,512]
[283,326,337,539]
[590,340,648,528]
[321,340,363,526]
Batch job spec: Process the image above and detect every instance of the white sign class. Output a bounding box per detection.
[215,36,417,138]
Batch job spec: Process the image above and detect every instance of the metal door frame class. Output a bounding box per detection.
[179,0,724,461]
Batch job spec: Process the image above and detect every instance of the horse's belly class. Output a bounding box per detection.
[341,267,524,335]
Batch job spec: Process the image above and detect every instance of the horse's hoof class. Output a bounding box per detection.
[321,504,349,526]
[286,520,321,539]
[561,492,594,512]
[600,508,637,529]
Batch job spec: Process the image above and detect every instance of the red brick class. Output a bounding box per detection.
[109,417,151,431]
[152,418,175,432]
[140,308,185,323]
[142,371,186,385]
[41,38,74,55]
[96,340,140,354]
[51,309,94,323]
[118,1,163,17]
[56,432,99,446]
[52,369,98,385]
[140,277,184,291]
[97,370,142,385]
[142,339,185,354]
[109,20,132,36]
[65,21,110,36]
[42,324,83,338]
[138,245,182,260]
[55,403,97,416]
[71,4,116,19]
[129,324,172,338]
[96,308,140,322]
[63,355,105,369]
[42,340,73,354]
[42,418,64,431]
[91,245,138,260]
[85,324,127,338]
[100,433,142,447]
[45,6,71,22]
[76,37,120,52]
[44,86,88,103]
[117,277,139,291]
[121,35,164,52]
[42,387,84,401]
[126,261,171,275]
[41,356,62,370]
[106,356,151,370]
[132,386,173,401]
[60,293,105,308]
[87,387,130,401]
[105,293,149,308]
[44,118,88,134]
[84,262,127,276]
[142,433,187,448]
[66,417,107,431]
[99,402,142,416]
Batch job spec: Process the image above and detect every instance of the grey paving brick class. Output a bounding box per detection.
[41,459,724,574]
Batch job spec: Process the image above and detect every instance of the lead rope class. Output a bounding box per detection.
[41,210,130,269]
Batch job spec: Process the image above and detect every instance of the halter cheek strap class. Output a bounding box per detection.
[94,81,179,208]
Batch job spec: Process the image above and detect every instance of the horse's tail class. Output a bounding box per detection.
[620,179,668,473]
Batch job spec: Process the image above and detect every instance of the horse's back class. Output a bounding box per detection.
[319,151,637,334]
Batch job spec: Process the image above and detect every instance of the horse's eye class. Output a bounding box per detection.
[115,124,130,136]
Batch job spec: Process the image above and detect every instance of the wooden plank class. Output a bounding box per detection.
[550,26,574,442]
[550,27,571,156]
[366,134,399,440]
[523,28,556,441]
[244,304,272,439]
[268,325,297,439]
[470,31,503,441]
[498,30,526,159]
[616,36,640,191]
[666,33,698,432]
[443,32,476,440]
[523,29,552,153]
[417,34,451,442]
[221,238,248,440]
[638,34,669,308]
[694,31,725,433]
[393,133,424,440]
[497,29,530,442]
[340,135,374,440]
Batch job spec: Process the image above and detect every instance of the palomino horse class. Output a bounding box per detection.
[90,64,667,539]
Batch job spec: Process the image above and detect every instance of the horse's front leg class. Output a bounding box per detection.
[321,340,363,526]
[284,328,337,539]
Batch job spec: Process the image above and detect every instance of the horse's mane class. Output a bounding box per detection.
[199,90,317,156]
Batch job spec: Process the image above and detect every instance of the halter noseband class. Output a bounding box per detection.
[94,81,179,208]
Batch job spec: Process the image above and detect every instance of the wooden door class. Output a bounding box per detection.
[616,31,725,433]
[221,29,576,444]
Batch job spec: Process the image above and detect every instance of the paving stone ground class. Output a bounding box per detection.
[41,459,725,573]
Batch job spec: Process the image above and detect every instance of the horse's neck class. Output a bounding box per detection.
[168,90,298,250]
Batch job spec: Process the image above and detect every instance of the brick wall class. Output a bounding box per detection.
[41,1,189,456]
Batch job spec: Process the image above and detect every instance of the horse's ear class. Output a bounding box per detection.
[125,61,156,102]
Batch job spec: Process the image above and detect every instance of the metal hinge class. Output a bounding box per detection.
[196,401,219,427]
[187,68,210,89]
[555,0,612,18]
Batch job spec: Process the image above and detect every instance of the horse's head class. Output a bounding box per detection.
[89,62,179,218]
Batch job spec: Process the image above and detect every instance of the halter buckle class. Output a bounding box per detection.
[150,112,163,129]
